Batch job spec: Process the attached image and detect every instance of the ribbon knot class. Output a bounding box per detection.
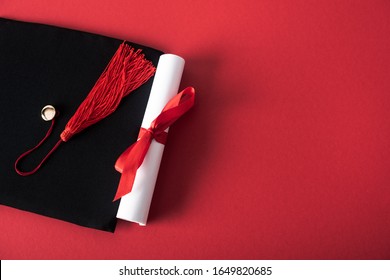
[140,126,168,145]
[113,87,195,201]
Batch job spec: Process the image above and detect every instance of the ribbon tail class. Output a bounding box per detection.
[115,144,133,173]
[113,133,152,201]
[113,159,139,201]
[152,87,195,132]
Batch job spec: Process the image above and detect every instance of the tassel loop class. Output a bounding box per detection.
[14,117,63,176]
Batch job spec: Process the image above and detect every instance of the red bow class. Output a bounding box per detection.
[113,87,195,201]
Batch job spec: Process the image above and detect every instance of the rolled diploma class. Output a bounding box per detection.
[116,54,185,225]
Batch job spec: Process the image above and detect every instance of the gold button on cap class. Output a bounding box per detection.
[41,105,56,121]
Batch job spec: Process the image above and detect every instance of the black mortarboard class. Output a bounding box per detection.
[0,18,163,232]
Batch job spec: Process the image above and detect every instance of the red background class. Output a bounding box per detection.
[1,0,390,259]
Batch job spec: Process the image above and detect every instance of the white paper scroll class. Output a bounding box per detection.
[116,54,185,225]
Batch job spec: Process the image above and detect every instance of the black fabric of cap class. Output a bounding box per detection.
[0,18,163,232]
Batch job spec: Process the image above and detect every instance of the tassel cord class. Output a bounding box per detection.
[15,119,63,176]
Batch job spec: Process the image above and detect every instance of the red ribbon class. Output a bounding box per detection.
[113,86,195,201]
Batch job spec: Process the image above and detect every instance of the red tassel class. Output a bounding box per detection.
[61,42,156,142]
[15,42,156,176]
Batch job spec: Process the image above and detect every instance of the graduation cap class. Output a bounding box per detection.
[0,18,195,232]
